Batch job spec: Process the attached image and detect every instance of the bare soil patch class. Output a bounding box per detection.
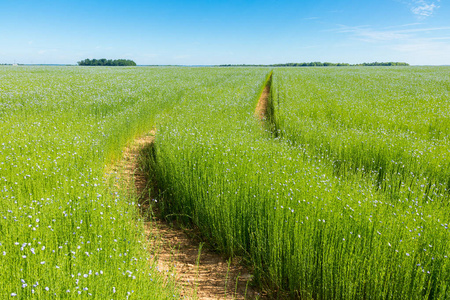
[117,131,265,299]
[254,76,271,121]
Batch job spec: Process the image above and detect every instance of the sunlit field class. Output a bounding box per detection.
[1,66,448,299]
[152,66,449,299]
[0,66,202,298]
[273,67,450,198]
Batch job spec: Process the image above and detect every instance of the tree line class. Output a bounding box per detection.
[77,58,137,66]
[219,62,410,67]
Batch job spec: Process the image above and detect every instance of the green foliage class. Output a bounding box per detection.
[150,67,449,299]
[77,58,137,66]
[219,62,409,67]
[1,66,448,299]
[0,66,191,298]
[272,67,450,198]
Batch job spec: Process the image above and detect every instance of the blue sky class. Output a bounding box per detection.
[1,0,449,65]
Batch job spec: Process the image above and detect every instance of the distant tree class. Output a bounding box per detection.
[218,62,409,67]
[77,58,137,66]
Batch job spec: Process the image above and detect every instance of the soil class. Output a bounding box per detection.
[254,78,271,121]
[117,131,266,299]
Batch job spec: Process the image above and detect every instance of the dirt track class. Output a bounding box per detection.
[113,76,273,299]
[254,74,272,121]
[117,131,267,299]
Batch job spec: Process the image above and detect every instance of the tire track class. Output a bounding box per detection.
[116,131,265,299]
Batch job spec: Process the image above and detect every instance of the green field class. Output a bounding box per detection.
[1,66,449,299]
[0,66,193,298]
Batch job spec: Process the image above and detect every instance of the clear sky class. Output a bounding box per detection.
[1,0,449,65]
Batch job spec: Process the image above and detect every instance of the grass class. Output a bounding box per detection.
[150,67,450,299]
[0,66,204,298]
[272,67,450,200]
[1,65,449,299]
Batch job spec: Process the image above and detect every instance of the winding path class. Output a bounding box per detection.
[112,75,273,299]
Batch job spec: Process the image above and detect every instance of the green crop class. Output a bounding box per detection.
[151,67,449,299]
[272,67,450,200]
[0,66,195,299]
[2,66,449,299]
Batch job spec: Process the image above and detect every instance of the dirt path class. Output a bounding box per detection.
[117,131,265,299]
[254,74,272,121]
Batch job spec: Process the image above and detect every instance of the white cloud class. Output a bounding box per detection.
[392,39,450,64]
[410,0,440,17]
[383,23,423,29]
[394,40,446,52]
[399,27,450,33]
[332,23,450,64]
[428,37,450,40]
[333,24,450,43]
[333,25,410,42]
